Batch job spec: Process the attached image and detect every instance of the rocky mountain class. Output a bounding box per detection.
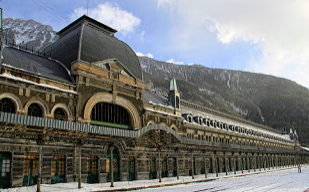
[2,17,309,146]
[140,56,309,146]
[3,18,58,51]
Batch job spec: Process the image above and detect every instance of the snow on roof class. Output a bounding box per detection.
[300,146,309,152]
[0,73,77,94]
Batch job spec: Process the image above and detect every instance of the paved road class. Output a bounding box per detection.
[132,167,309,192]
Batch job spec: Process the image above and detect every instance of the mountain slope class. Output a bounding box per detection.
[140,56,309,146]
[3,18,58,51]
[2,17,309,146]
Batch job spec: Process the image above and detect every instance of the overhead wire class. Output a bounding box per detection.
[30,0,70,24]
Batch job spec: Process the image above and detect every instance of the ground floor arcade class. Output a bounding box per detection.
[1,141,308,189]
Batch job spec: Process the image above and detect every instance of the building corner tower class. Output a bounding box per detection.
[168,78,181,115]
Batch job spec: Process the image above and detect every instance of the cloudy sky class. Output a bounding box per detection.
[2,0,309,88]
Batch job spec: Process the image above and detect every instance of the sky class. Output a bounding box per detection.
[1,0,309,89]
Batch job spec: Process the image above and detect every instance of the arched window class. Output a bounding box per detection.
[0,98,16,113]
[28,103,43,117]
[54,108,67,121]
[91,102,131,129]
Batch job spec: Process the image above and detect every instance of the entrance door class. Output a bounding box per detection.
[148,157,156,179]
[0,152,11,189]
[128,156,135,181]
[51,154,66,184]
[172,157,177,176]
[22,153,38,186]
[87,155,99,183]
[208,158,213,173]
[106,152,120,182]
[229,158,233,172]
[161,157,168,177]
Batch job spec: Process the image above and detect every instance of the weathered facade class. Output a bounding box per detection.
[0,13,308,189]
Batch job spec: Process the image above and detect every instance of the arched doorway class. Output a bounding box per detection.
[0,98,16,113]
[106,148,120,182]
[91,102,132,129]
[0,152,11,189]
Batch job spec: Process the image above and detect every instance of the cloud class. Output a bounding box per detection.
[135,51,154,58]
[70,2,140,35]
[157,0,309,88]
[166,58,184,65]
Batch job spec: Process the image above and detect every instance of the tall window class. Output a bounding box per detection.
[28,103,43,117]
[54,108,67,121]
[176,96,180,109]
[0,98,16,113]
[87,155,98,175]
[91,102,131,127]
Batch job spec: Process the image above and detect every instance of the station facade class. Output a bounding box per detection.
[0,13,308,189]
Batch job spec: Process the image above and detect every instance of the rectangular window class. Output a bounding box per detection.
[23,153,39,177]
[51,154,66,176]
[87,155,98,175]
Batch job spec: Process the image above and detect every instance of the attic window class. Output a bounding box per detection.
[188,116,192,123]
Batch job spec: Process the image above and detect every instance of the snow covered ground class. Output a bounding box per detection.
[3,165,309,192]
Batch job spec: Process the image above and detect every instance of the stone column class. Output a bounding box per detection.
[176,150,179,180]
[191,151,194,179]
[110,146,114,187]
[37,144,42,192]
[78,146,82,188]
[224,153,228,176]
[263,154,266,171]
[233,152,236,175]
[247,153,250,172]
[159,149,161,182]
[254,154,256,172]
[268,156,271,170]
[204,152,207,178]
[260,155,263,171]
[135,156,138,180]
[215,152,218,177]
[241,155,244,174]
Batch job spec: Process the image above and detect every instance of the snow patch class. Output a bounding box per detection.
[227,101,248,116]
[198,88,214,95]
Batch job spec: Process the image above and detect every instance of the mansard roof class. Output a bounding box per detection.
[44,15,143,80]
[144,91,173,108]
[1,47,74,84]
